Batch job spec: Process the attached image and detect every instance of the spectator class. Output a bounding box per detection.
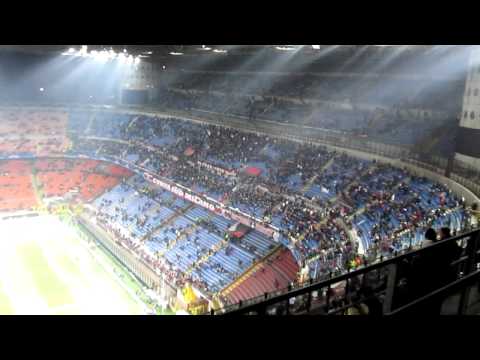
[422,228,437,247]
[435,227,461,285]
[348,286,383,316]
[62,109,468,300]
[439,227,452,241]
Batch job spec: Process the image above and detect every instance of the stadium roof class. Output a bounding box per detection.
[0,45,450,59]
[0,45,473,73]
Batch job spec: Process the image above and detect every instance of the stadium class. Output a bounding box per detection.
[0,45,479,315]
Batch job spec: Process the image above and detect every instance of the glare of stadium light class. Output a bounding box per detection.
[275,46,296,51]
[134,56,141,65]
[68,47,76,53]
[200,45,212,51]
[169,52,183,55]
[108,50,117,60]
[95,51,109,62]
[213,49,227,53]
[123,48,127,53]
[312,45,321,49]
[39,88,44,92]
[143,51,153,55]
[117,53,127,63]
[78,45,89,57]
[162,65,166,70]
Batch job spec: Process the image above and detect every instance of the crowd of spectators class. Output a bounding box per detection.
[0,106,471,303]
[65,111,470,286]
[152,71,463,154]
[0,104,472,308]
[165,72,464,112]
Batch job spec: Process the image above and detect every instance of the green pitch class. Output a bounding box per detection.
[0,214,148,315]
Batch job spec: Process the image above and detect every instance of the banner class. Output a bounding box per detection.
[143,171,279,239]
[0,151,279,239]
[195,160,236,177]
[143,172,216,212]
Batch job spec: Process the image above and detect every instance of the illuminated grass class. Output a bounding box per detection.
[0,215,148,315]
[0,282,13,315]
[18,241,74,308]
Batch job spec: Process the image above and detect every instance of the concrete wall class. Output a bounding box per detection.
[456,48,480,169]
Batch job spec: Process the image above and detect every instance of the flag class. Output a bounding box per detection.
[228,223,251,239]
[184,146,195,157]
[244,167,262,177]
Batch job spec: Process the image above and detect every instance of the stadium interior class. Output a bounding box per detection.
[0,44,479,315]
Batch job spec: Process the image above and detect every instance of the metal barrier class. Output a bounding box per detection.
[211,228,480,315]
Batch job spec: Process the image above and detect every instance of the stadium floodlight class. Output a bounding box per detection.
[95,50,109,63]
[75,45,89,57]
[39,87,44,92]
[275,46,296,51]
[312,45,321,49]
[117,53,127,63]
[213,49,227,53]
[200,45,212,51]
[162,65,166,70]
[68,47,76,53]
[134,56,141,65]
[169,52,183,55]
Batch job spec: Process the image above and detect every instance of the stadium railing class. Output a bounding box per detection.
[208,227,480,315]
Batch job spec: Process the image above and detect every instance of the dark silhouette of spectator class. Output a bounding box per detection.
[435,227,461,286]
[439,227,452,241]
[355,286,383,316]
[407,227,462,314]
[344,286,383,316]
[423,228,437,247]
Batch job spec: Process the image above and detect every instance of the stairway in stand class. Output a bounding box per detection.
[220,245,282,298]
[301,156,336,194]
[140,203,195,242]
[184,239,228,276]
